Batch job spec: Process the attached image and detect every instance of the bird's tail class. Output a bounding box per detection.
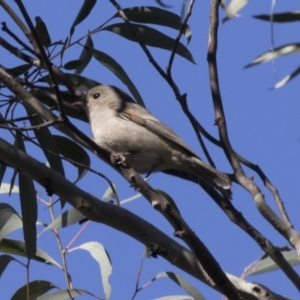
[189,157,232,198]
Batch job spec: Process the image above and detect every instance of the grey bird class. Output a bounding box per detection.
[84,85,231,197]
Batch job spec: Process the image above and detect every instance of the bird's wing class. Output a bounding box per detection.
[120,104,198,157]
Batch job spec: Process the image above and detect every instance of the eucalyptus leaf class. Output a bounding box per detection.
[102,23,195,64]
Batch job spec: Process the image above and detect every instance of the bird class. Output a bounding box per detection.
[83,85,231,197]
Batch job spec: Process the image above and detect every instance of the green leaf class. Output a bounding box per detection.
[274,65,300,89]
[53,135,90,183]
[156,272,205,300]
[0,255,16,277]
[244,43,300,68]
[254,11,300,23]
[70,0,97,36]
[35,17,52,47]
[15,133,37,259]
[102,23,195,64]
[11,280,56,300]
[24,106,65,177]
[76,242,112,299]
[0,203,22,241]
[113,6,192,44]
[223,0,249,22]
[75,35,94,74]
[6,64,31,77]
[0,183,19,194]
[44,207,85,230]
[0,162,7,187]
[91,48,145,106]
[36,289,88,300]
[38,73,101,91]
[245,250,299,277]
[0,238,61,267]
[63,59,84,70]
[31,89,89,122]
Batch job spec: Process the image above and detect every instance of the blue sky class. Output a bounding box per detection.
[1,0,300,299]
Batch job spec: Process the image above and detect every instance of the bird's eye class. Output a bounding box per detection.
[93,93,100,99]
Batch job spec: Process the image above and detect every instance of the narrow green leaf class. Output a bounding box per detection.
[6,64,31,77]
[245,43,300,68]
[76,242,112,299]
[0,163,7,188]
[156,272,205,300]
[102,184,117,200]
[53,135,90,183]
[0,203,22,241]
[223,0,249,22]
[11,280,56,300]
[75,35,94,74]
[254,11,300,23]
[102,23,195,64]
[0,183,19,194]
[45,207,85,230]
[60,36,69,62]
[70,0,97,36]
[245,250,299,277]
[36,289,88,300]
[24,106,65,177]
[0,255,16,277]
[63,59,84,70]
[9,168,18,196]
[154,296,194,300]
[38,73,100,91]
[274,65,300,89]
[15,133,37,259]
[31,89,89,122]
[91,48,145,105]
[0,238,61,267]
[35,17,52,47]
[113,6,192,43]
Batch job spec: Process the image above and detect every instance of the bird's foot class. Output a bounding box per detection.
[110,152,130,165]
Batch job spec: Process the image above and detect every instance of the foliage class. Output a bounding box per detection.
[0,1,299,300]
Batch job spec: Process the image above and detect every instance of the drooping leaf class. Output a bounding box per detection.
[75,35,94,74]
[24,106,65,177]
[35,17,52,47]
[274,65,300,89]
[156,272,205,300]
[70,0,97,36]
[44,207,85,230]
[6,64,32,77]
[0,238,61,267]
[0,163,7,188]
[245,43,300,68]
[113,6,192,44]
[76,242,112,299]
[0,183,19,194]
[36,289,88,300]
[15,133,37,259]
[11,280,56,300]
[31,89,88,122]
[53,135,90,184]
[38,74,100,91]
[102,23,195,64]
[254,11,300,23]
[244,250,299,277]
[0,255,16,277]
[0,203,22,241]
[223,0,249,22]
[63,59,84,70]
[91,48,145,105]
[101,184,117,200]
